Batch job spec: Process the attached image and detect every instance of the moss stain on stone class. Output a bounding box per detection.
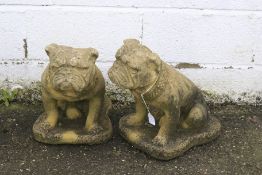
[224,66,234,69]
[175,62,202,69]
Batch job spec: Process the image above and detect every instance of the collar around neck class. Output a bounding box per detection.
[141,62,166,101]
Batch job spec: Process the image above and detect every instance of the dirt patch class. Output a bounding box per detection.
[0,103,261,175]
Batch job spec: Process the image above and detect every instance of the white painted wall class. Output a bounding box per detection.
[0,1,262,103]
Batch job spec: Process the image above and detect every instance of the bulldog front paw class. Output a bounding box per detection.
[125,113,146,126]
[152,135,168,146]
[44,113,58,129]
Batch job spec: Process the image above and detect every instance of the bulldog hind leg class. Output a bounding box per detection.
[181,103,208,129]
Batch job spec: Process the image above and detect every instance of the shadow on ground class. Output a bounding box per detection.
[0,103,261,175]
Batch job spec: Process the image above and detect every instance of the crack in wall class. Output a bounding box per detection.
[23,38,28,59]
[139,14,144,44]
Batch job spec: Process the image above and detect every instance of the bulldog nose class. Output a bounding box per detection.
[60,81,74,91]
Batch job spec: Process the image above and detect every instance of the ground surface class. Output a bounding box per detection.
[0,103,261,175]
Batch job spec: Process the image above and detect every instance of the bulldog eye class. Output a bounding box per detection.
[78,66,88,70]
[130,67,139,74]
[132,67,139,71]
[51,64,59,68]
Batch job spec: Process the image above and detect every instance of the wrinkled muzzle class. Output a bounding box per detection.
[108,61,135,89]
[51,68,86,93]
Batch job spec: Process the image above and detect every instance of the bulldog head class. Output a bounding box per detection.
[45,44,98,93]
[108,39,162,91]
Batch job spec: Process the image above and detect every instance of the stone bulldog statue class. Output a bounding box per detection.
[33,44,112,144]
[108,39,221,160]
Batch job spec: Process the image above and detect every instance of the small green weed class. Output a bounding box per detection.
[0,88,18,106]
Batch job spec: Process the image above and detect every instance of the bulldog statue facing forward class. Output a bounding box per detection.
[108,39,221,160]
[33,44,112,144]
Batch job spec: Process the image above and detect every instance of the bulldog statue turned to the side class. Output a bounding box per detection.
[33,44,112,144]
[108,39,221,160]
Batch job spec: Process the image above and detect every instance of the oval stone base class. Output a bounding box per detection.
[33,113,112,145]
[119,115,221,160]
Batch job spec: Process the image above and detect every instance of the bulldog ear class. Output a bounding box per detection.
[88,48,99,63]
[45,43,58,56]
[115,48,122,60]
[148,53,162,73]
[116,39,140,60]
[123,39,140,46]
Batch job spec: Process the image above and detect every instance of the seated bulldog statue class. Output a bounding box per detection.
[108,39,221,160]
[33,44,112,144]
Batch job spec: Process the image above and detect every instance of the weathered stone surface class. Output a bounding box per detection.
[33,44,112,144]
[119,114,221,160]
[108,39,221,160]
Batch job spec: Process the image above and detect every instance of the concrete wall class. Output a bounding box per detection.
[0,1,262,104]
